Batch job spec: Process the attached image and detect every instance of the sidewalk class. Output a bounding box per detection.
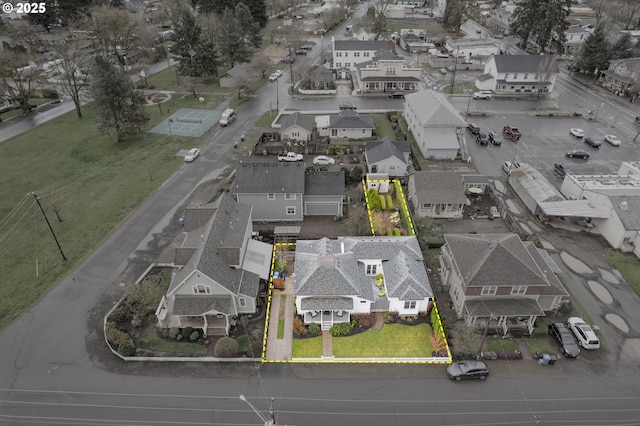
[265,277,294,361]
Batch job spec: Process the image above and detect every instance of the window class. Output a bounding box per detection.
[267,193,275,200]
[345,62,351,67]
[192,284,211,294]
[422,203,432,208]
[335,62,342,68]
[344,52,349,57]
[523,73,528,80]
[286,206,296,215]
[512,285,526,295]
[513,73,518,79]
[292,132,299,137]
[354,52,360,57]
[361,129,366,134]
[238,297,247,307]
[366,264,377,275]
[336,52,342,57]
[404,301,416,309]
[481,286,497,296]
[285,193,296,200]
[504,73,509,79]
[386,67,396,75]
[364,52,370,57]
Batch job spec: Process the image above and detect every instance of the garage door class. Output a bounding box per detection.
[305,202,340,216]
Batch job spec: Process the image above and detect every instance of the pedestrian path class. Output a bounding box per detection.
[265,277,294,361]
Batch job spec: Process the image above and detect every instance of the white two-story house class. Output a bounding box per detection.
[354,50,421,94]
[332,38,396,71]
[475,55,559,94]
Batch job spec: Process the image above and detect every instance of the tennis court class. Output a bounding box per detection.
[149,108,221,137]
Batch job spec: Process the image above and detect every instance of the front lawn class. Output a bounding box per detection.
[292,336,323,358]
[333,323,434,358]
[604,249,640,295]
[136,324,209,355]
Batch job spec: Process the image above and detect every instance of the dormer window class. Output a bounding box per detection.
[366,264,377,275]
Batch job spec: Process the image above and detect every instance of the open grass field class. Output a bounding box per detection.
[605,249,640,295]
[0,93,218,330]
[333,323,434,358]
[145,64,231,95]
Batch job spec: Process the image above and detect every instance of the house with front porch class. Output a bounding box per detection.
[294,236,433,329]
[599,57,640,96]
[408,171,466,219]
[475,55,559,94]
[155,194,273,336]
[439,233,568,336]
[354,49,421,94]
[279,112,314,143]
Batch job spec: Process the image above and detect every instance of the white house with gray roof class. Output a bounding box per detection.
[364,138,411,176]
[403,90,467,160]
[294,236,433,329]
[332,38,396,71]
[440,233,568,336]
[279,112,314,142]
[233,162,306,221]
[354,50,421,94]
[408,171,467,219]
[475,55,559,94]
[156,194,273,336]
[328,110,375,140]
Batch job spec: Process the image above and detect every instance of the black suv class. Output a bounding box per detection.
[554,163,572,177]
[584,137,601,148]
[476,132,489,145]
[548,322,580,358]
[281,56,296,63]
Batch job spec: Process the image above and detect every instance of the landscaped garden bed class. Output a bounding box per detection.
[365,180,415,237]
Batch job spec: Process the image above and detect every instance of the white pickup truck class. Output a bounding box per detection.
[277,152,303,162]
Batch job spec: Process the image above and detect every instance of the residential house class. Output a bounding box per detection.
[399,32,422,51]
[219,64,252,88]
[233,162,306,222]
[440,233,569,336]
[354,50,421,94]
[404,89,467,160]
[155,194,273,336]
[279,112,314,143]
[303,171,345,217]
[562,26,592,56]
[445,38,500,59]
[328,110,375,140]
[599,57,640,96]
[408,171,466,219]
[332,38,396,71]
[315,115,331,137]
[475,55,559,94]
[486,4,516,35]
[560,162,640,258]
[364,137,411,177]
[351,25,372,41]
[294,236,433,329]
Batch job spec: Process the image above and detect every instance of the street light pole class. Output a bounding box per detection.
[168,118,174,141]
[288,45,295,90]
[276,77,279,112]
[594,102,605,121]
[465,90,473,116]
[239,395,275,426]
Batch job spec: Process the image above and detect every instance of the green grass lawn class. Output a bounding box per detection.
[605,249,640,295]
[136,324,209,355]
[482,338,518,353]
[333,323,434,358]
[373,113,396,139]
[292,336,323,358]
[0,92,221,329]
[145,64,231,95]
[254,109,279,128]
[277,318,285,339]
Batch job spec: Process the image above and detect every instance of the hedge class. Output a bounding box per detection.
[379,195,387,211]
[386,195,393,211]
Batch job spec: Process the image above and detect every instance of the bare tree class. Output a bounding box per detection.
[321,8,345,32]
[0,51,43,115]
[535,55,558,98]
[156,0,191,28]
[6,20,43,55]
[250,55,272,79]
[344,204,371,236]
[53,42,93,118]
[199,13,220,44]
[182,76,204,98]
[615,0,640,30]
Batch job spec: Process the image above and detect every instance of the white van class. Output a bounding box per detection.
[219,108,236,126]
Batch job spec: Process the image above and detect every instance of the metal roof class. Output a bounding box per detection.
[537,200,608,218]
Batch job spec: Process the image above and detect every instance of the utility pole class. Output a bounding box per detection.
[276,77,279,112]
[449,46,460,94]
[239,395,276,425]
[288,45,295,90]
[465,89,473,116]
[32,192,66,261]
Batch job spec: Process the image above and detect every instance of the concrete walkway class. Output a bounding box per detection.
[265,277,294,361]
[322,332,333,359]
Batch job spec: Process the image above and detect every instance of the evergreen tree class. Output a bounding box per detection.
[236,3,262,48]
[611,33,634,60]
[443,0,466,32]
[575,25,611,74]
[511,0,570,52]
[89,57,150,142]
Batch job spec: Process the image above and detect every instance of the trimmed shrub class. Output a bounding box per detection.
[379,194,387,211]
[109,307,129,323]
[393,228,401,236]
[386,195,393,211]
[390,114,398,123]
[214,336,238,357]
[308,323,321,336]
[293,317,308,336]
[105,322,130,346]
[117,339,135,357]
[182,327,195,338]
[330,322,354,337]
[367,188,381,212]
[176,334,183,341]
[386,228,392,236]
[189,330,200,341]
[131,315,142,328]
[169,327,180,339]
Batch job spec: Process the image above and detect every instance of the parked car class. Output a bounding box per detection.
[295,49,307,55]
[502,161,521,174]
[447,360,489,381]
[281,56,296,63]
[604,134,621,146]
[273,70,283,78]
[567,317,600,350]
[339,102,357,110]
[472,91,492,100]
[488,131,502,145]
[570,128,584,138]
[268,73,279,82]
[184,148,200,162]
[554,163,572,177]
[312,155,335,166]
[566,150,590,159]
[584,137,601,148]
[467,122,480,135]
[476,132,489,145]
[439,68,448,75]
[387,91,405,99]
[446,65,455,72]
[548,322,581,358]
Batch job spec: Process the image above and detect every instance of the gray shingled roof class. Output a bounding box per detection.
[493,55,559,74]
[464,298,544,317]
[443,234,549,288]
[305,171,346,195]
[411,171,467,204]
[340,236,423,260]
[365,138,411,165]
[301,297,354,311]
[525,242,568,297]
[234,162,306,194]
[173,294,233,316]
[280,112,314,132]
[328,110,374,129]
[384,250,433,300]
[463,175,489,184]
[611,57,640,72]
[334,39,394,53]
[294,251,372,298]
[404,90,467,127]
[476,73,493,82]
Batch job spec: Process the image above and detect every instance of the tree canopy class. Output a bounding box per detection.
[611,33,634,60]
[511,0,571,53]
[575,25,611,74]
[197,0,267,28]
